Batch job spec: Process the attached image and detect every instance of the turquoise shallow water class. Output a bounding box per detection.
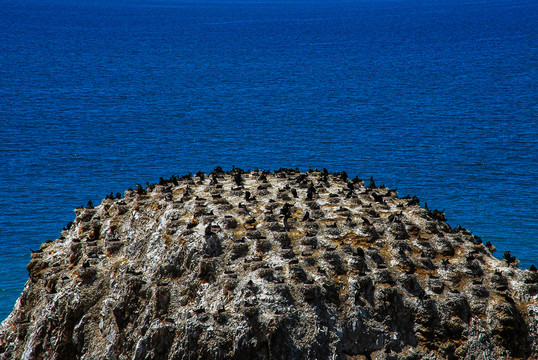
[0,0,537,321]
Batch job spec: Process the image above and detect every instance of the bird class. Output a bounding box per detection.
[504,251,516,264]
[136,184,145,195]
[280,203,292,217]
[233,171,243,186]
[291,188,298,198]
[283,214,291,231]
[371,192,384,203]
[368,176,376,189]
[306,183,316,200]
[210,173,219,185]
[63,222,73,231]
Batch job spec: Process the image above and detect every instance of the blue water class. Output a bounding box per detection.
[1,0,537,321]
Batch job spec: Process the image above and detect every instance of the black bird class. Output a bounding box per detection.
[530,265,537,272]
[295,174,307,183]
[368,176,376,189]
[280,203,292,217]
[210,173,218,185]
[87,200,94,209]
[136,184,145,195]
[233,171,243,186]
[302,211,310,221]
[321,169,329,183]
[146,182,154,192]
[244,191,251,201]
[429,209,446,222]
[371,192,385,204]
[504,251,516,264]
[306,183,316,200]
[204,225,214,237]
[291,188,298,198]
[341,171,348,182]
[115,192,122,199]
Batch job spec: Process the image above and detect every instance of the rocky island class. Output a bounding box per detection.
[0,168,536,359]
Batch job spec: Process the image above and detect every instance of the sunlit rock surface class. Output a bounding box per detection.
[1,168,536,359]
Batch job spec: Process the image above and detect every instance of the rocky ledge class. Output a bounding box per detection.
[0,168,537,360]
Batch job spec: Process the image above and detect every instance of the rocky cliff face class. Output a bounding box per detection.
[0,168,536,360]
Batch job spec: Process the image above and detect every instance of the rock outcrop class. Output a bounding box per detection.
[0,168,536,359]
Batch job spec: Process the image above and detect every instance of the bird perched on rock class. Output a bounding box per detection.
[306,183,316,201]
[280,203,292,217]
[504,251,516,264]
[368,176,376,189]
[233,171,243,186]
[291,188,298,198]
[136,184,145,195]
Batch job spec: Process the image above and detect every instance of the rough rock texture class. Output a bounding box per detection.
[1,168,537,360]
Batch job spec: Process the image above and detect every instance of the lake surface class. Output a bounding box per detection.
[1,0,537,321]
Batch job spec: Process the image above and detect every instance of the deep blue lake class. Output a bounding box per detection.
[0,0,537,321]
